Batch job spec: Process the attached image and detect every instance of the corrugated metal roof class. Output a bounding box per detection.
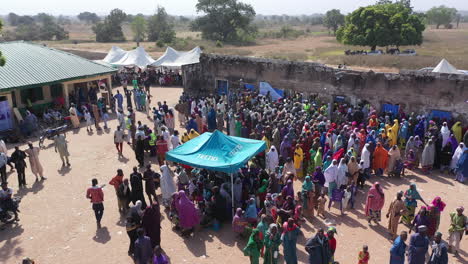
[0,41,117,91]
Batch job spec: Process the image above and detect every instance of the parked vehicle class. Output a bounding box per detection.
[38,125,68,147]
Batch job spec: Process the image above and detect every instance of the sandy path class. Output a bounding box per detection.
[0,86,466,264]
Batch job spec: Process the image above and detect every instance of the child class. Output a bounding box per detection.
[84,110,93,132]
[102,110,109,130]
[317,192,327,218]
[329,186,345,215]
[358,245,370,264]
[342,185,352,211]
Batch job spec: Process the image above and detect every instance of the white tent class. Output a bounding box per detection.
[102,46,127,64]
[432,59,461,74]
[152,46,201,67]
[112,47,155,68]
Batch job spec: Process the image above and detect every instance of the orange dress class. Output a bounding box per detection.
[372,146,388,170]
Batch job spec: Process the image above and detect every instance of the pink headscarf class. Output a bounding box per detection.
[431,197,446,212]
[365,182,385,216]
[176,190,200,229]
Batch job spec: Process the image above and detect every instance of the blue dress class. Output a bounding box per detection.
[282,227,301,264]
[389,236,406,264]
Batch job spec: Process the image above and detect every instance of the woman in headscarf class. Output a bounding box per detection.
[257,179,269,208]
[399,120,409,148]
[207,107,217,132]
[347,156,360,185]
[142,202,161,247]
[413,135,423,166]
[336,158,348,188]
[282,180,294,198]
[323,155,332,171]
[387,128,397,147]
[129,200,144,225]
[430,197,446,232]
[266,146,279,174]
[282,218,301,264]
[410,206,429,232]
[176,190,199,236]
[440,141,453,171]
[414,119,425,140]
[69,103,80,129]
[421,139,436,172]
[160,164,177,208]
[333,135,343,153]
[361,143,371,172]
[451,121,462,143]
[245,198,258,225]
[448,134,458,154]
[440,122,451,147]
[243,229,263,264]
[450,143,466,173]
[387,145,401,173]
[314,147,323,169]
[324,159,339,198]
[188,128,200,140]
[293,144,304,179]
[455,148,468,183]
[372,143,388,176]
[233,178,243,208]
[405,136,415,157]
[401,183,428,225]
[312,166,325,191]
[365,182,385,224]
[232,208,250,237]
[302,176,315,216]
[263,223,281,264]
[280,137,292,159]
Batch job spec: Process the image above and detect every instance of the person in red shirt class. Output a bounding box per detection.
[86,178,104,229]
[109,169,124,212]
[156,136,168,166]
[326,226,337,263]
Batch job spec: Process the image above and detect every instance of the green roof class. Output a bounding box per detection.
[0,41,117,91]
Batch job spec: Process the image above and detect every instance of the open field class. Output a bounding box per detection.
[28,23,468,72]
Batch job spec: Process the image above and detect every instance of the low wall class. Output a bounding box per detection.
[182,54,468,119]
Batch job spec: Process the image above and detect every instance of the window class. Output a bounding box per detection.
[50,83,63,98]
[20,87,44,104]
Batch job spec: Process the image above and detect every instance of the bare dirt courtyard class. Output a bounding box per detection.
[0,87,466,264]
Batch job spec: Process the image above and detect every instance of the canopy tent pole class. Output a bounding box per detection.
[230,172,235,217]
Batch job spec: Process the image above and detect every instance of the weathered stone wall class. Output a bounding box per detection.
[182,54,468,119]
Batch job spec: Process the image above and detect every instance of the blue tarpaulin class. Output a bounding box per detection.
[166,130,266,173]
[429,110,452,120]
[259,82,284,100]
[244,83,255,91]
[382,104,400,116]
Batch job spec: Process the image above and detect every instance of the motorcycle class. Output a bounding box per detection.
[38,124,68,148]
[0,197,21,225]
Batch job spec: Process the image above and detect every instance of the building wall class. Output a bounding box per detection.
[183,54,468,119]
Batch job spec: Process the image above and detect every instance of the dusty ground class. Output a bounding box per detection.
[0,86,466,264]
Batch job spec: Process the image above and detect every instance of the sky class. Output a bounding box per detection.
[1,0,467,16]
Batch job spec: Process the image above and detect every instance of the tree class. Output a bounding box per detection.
[147,6,176,44]
[77,12,100,24]
[323,9,345,35]
[0,20,5,66]
[426,6,457,29]
[8,13,34,26]
[336,2,425,50]
[191,0,257,43]
[131,15,147,46]
[92,9,126,42]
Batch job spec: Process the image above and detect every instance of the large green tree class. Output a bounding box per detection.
[191,0,257,43]
[323,9,345,35]
[426,6,457,29]
[336,2,425,50]
[147,6,176,44]
[131,15,147,45]
[92,9,126,42]
[78,12,100,24]
[0,20,5,66]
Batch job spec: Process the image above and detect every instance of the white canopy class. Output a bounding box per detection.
[432,59,460,74]
[152,46,201,67]
[112,47,155,68]
[103,46,127,64]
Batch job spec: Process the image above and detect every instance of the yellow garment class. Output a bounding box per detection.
[181,133,190,143]
[188,129,200,140]
[294,147,304,179]
[452,121,462,143]
[387,129,396,146]
[262,136,271,150]
[391,119,399,142]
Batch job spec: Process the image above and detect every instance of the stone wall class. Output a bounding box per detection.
[182,53,468,119]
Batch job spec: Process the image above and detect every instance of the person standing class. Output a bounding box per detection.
[264,223,281,264]
[84,110,93,132]
[386,191,407,240]
[365,182,385,225]
[389,231,408,264]
[134,228,153,264]
[114,126,125,155]
[305,228,331,264]
[402,183,428,225]
[428,232,448,264]
[10,146,27,188]
[135,135,145,167]
[160,163,176,208]
[282,218,301,264]
[109,169,124,212]
[243,229,263,264]
[117,179,132,214]
[143,165,157,205]
[24,142,45,181]
[407,225,429,264]
[53,134,70,167]
[0,139,14,171]
[0,151,7,184]
[69,103,80,129]
[86,178,104,229]
[325,227,337,264]
[126,215,139,256]
[142,202,161,248]
[114,90,124,111]
[448,206,467,255]
[130,167,147,209]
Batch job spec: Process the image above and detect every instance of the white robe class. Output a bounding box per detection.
[450,143,466,169]
[324,164,338,188]
[361,145,371,169]
[160,165,176,201]
[440,125,451,148]
[337,163,348,187]
[266,147,279,172]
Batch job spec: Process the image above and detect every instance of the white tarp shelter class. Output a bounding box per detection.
[432,59,461,74]
[152,47,201,67]
[103,46,127,64]
[113,47,155,68]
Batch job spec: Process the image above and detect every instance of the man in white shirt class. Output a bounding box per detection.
[170,131,180,150]
[114,126,125,155]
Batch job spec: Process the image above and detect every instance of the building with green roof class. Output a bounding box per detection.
[0,41,117,131]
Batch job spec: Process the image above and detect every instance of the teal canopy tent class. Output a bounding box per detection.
[166,130,267,173]
[166,130,266,214]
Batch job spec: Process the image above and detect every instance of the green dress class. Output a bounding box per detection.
[263,232,281,264]
[243,229,263,264]
[307,149,317,174]
[314,151,323,169]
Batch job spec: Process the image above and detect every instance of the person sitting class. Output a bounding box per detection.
[0,182,19,221]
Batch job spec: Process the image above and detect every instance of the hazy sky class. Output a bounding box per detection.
[1,0,467,16]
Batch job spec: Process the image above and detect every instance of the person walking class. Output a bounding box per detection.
[24,142,45,181]
[109,169,124,212]
[305,228,331,264]
[53,134,70,167]
[117,178,132,214]
[386,191,407,240]
[142,202,161,248]
[282,218,301,264]
[10,146,27,188]
[86,178,104,229]
[69,103,80,129]
[84,110,93,132]
[264,223,282,264]
[408,225,429,264]
[243,229,263,264]
[389,231,408,264]
[428,232,448,264]
[130,167,147,209]
[143,164,158,205]
[365,182,385,225]
[134,228,153,264]
[114,126,125,155]
[448,206,467,255]
[126,215,139,256]
[135,136,145,167]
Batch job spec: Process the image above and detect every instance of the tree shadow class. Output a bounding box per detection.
[57,166,72,176]
[93,226,111,244]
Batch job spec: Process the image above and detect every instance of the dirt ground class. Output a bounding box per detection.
[0,86,466,264]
